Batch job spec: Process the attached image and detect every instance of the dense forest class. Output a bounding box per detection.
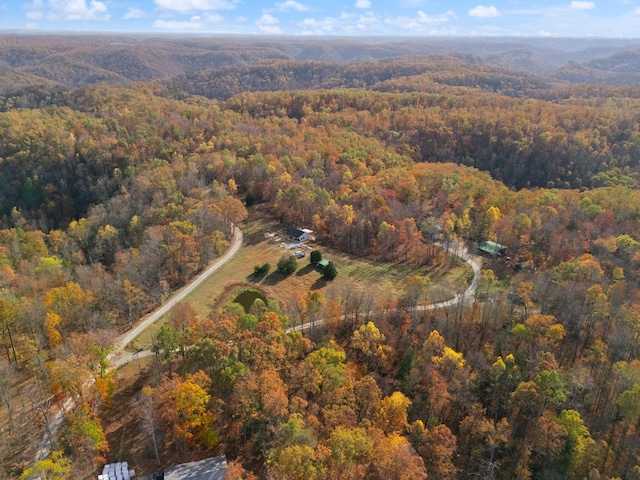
[3,35,640,91]
[3,35,640,480]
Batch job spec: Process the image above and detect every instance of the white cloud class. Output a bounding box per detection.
[256,13,282,33]
[26,22,39,28]
[570,1,595,9]
[153,12,223,29]
[256,13,279,24]
[301,16,338,32]
[385,10,456,30]
[275,0,309,12]
[635,6,640,15]
[123,7,145,19]
[235,15,246,21]
[26,10,44,19]
[202,12,223,22]
[154,0,236,13]
[355,0,371,8]
[538,30,552,36]
[43,0,110,21]
[351,12,375,29]
[301,9,459,35]
[469,5,500,17]
[26,0,44,9]
[154,18,204,29]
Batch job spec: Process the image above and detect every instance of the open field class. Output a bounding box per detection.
[132,206,472,348]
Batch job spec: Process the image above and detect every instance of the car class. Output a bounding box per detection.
[293,250,306,258]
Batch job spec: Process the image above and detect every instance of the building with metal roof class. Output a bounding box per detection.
[477,241,507,256]
[163,456,227,480]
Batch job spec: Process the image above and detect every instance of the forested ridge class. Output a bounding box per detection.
[164,57,551,101]
[2,46,640,479]
[4,36,640,91]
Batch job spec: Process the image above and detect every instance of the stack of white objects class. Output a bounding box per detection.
[98,462,135,480]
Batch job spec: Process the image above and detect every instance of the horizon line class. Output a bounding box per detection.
[1,30,640,41]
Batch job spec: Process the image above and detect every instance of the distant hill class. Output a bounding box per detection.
[0,63,56,94]
[163,56,550,100]
[2,35,640,91]
[484,49,558,75]
[586,49,640,72]
[548,60,640,87]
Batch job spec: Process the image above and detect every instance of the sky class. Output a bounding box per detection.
[1,0,639,37]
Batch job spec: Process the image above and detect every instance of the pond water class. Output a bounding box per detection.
[233,289,267,313]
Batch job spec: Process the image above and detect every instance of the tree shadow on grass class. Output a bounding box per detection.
[262,272,288,286]
[295,264,315,277]
[245,230,265,246]
[246,273,265,283]
[312,277,331,290]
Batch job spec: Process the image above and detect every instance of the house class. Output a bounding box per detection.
[163,456,227,480]
[477,241,507,257]
[286,228,313,243]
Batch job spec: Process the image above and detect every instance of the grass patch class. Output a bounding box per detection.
[132,205,473,347]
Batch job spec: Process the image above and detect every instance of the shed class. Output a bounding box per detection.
[163,456,227,480]
[317,259,329,270]
[477,241,507,256]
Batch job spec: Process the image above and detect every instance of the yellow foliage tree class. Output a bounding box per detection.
[20,450,71,480]
[374,391,412,434]
[44,312,62,347]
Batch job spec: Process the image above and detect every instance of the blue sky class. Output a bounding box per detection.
[1,0,639,37]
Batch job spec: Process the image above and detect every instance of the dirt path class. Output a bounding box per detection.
[289,240,482,332]
[33,235,477,463]
[34,226,243,463]
[108,226,244,369]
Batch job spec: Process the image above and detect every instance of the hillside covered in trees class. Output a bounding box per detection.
[3,35,640,480]
[3,35,640,92]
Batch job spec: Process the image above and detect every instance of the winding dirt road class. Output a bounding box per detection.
[288,239,482,332]
[34,225,243,462]
[108,226,244,369]
[34,232,480,463]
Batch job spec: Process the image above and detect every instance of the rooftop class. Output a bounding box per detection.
[478,240,507,256]
[163,456,227,480]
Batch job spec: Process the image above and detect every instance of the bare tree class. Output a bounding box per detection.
[134,387,162,466]
[0,357,15,430]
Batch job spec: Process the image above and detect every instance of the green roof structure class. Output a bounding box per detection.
[477,241,507,256]
[317,259,330,269]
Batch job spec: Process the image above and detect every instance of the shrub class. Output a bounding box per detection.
[253,263,271,278]
[310,250,322,264]
[323,261,337,280]
[277,255,297,276]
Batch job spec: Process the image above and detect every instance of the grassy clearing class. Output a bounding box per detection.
[132,206,472,347]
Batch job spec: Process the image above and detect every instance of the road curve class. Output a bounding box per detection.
[289,240,482,333]
[426,240,482,309]
[34,225,243,462]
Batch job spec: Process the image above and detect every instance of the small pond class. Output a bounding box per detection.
[233,289,267,313]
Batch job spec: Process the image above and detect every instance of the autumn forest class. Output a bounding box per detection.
[3,36,640,480]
